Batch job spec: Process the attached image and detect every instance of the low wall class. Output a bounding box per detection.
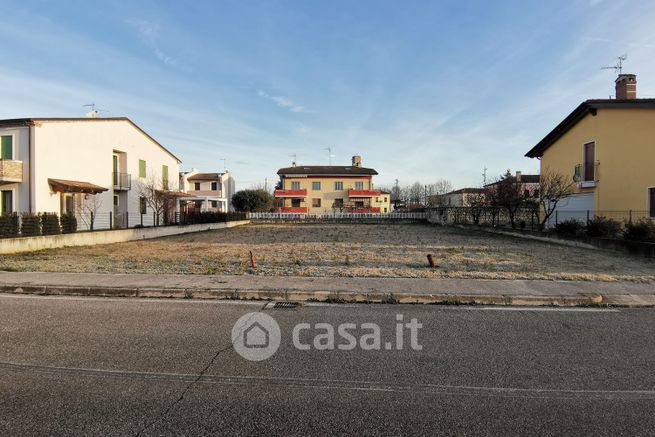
[0,220,250,254]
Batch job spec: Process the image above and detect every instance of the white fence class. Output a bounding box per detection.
[247,212,427,222]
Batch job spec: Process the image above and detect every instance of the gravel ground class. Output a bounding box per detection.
[1,223,653,281]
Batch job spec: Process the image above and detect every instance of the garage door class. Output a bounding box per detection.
[547,193,594,227]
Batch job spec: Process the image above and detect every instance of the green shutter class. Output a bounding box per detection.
[1,136,12,160]
[139,160,146,178]
[162,165,169,189]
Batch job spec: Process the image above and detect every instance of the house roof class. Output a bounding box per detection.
[48,178,108,194]
[187,172,222,181]
[0,117,182,163]
[444,188,485,195]
[484,174,540,187]
[277,165,378,176]
[525,99,655,158]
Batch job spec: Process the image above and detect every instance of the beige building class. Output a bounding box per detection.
[436,188,486,207]
[526,74,655,219]
[179,170,235,212]
[274,155,385,213]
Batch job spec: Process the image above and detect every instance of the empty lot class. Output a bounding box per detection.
[1,224,653,281]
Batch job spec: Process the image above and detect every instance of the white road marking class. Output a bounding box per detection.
[470,306,619,312]
[0,293,267,305]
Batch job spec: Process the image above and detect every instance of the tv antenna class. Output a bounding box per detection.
[290,153,297,166]
[324,147,335,165]
[482,167,488,186]
[220,158,227,172]
[601,54,628,75]
[82,103,108,118]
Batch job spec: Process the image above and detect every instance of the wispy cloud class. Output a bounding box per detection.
[257,90,307,113]
[127,18,176,66]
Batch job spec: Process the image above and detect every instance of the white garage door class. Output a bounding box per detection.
[547,193,594,227]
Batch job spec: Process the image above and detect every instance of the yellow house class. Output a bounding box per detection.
[275,155,386,213]
[525,74,655,220]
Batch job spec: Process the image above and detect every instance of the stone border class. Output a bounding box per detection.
[0,220,250,254]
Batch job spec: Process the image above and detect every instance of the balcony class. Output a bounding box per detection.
[274,189,307,198]
[574,162,599,188]
[348,189,381,197]
[279,207,308,213]
[113,172,132,190]
[0,160,23,185]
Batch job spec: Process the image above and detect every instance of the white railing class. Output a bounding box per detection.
[247,212,427,220]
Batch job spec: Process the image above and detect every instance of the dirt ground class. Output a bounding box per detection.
[1,223,654,281]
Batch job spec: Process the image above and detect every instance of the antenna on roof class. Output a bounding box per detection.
[290,153,297,167]
[220,158,227,172]
[601,54,628,75]
[82,103,108,118]
[323,147,335,165]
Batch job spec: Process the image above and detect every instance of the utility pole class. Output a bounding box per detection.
[264,178,268,191]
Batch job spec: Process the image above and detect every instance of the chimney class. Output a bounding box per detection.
[352,155,362,168]
[515,171,522,182]
[615,74,637,100]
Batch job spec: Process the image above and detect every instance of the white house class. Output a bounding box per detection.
[179,169,235,212]
[0,117,181,228]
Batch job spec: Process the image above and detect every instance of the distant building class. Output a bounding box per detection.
[484,171,540,199]
[433,188,486,207]
[179,170,235,212]
[274,155,383,213]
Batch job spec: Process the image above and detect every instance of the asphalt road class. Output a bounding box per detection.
[1,294,654,436]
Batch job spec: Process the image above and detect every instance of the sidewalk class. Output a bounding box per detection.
[0,271,654,307]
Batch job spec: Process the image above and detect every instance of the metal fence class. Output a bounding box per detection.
[247,212,427,223]
[0,211,247,239]
[427,207,653,230]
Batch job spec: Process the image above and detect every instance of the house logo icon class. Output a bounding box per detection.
[232,312,281,361]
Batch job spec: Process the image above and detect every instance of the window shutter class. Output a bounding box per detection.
[1,136,12,160]
[138,160,146,178]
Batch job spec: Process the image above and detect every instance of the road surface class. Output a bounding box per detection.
[0,294,654,436]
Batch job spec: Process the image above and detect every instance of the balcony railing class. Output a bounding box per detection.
[574,162,599,187]
[113,172,132,190]
[0,160,23,184]
[348,189,381,197]
[274,189,307,198]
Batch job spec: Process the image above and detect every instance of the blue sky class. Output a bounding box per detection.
[1,0,654,190]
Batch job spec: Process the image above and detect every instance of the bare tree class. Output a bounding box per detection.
[490,170,526,228]
[535,168,577,230]
[426,179,454,206]
[75,194,103,230]
[409,182,423,206]
[136,174,179,226]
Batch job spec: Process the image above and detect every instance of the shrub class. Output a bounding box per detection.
[180,211,247,225]
[554,219,584,237]
[40,213,61,235]
[0,213,19,238]
[623,220,655,242]
[20,213,41,237]
[585,216,621,239]
[60,212,78,234]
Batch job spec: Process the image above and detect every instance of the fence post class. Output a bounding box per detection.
[629,210,632,224]
[555,210,558,225]
[109,211,113,229]
[90,211,94,231]
[586,210,590,224]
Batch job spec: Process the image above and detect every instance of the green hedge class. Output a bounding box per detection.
[0,213,19,238]
[20,213,41,236]
[179,211,246,225]
[40,213,61,235]
[60,212,78,234]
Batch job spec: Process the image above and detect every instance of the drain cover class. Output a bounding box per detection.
[272,301,300,309]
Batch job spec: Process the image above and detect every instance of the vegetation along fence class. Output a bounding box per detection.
[247,212,427,223]
[0,211,246,239]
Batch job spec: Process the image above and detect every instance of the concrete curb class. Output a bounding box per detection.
[0,284,616,307]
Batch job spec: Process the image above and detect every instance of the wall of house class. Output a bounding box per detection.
[0,125,30,214]
[540,108,655,212]
[30,120,180,217]
[280,175,374,213]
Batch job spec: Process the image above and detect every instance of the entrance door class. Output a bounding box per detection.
[1,190,12,215]
[649,188,655,218]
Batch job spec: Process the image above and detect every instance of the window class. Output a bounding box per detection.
[583,142,595,182]
[1,190,13,215]
[312,198,321,207]
[138,160,146,178]
[312,181,321,190]
[139,197,147,214]
[113,194,119,207]
[383,207,388,213]
[291,198,301,208]
[384,197,388,202]
[291,181,301,190]
[211,200,218,208]
[355,181,364,190]
[194,182,201,190]
[211,182,218,191]
[1,136,13,160]
[162,165,169,189]
[650,188,655,218]
[334,198,344,208]
[335,181,343,190]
